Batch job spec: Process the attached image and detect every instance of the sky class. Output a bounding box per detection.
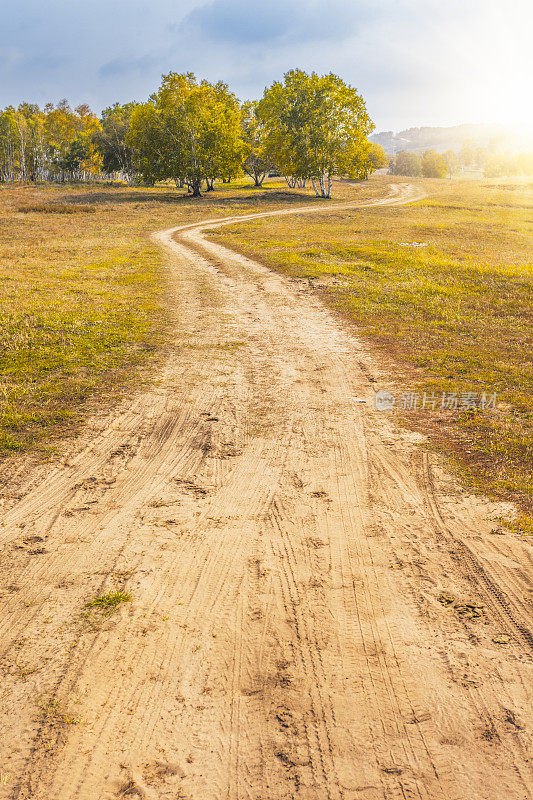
[1,0,532,132]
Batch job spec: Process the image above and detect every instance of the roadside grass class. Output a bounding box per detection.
[212,175,533,530]
[0,186,168,457]
[1,176,375,459]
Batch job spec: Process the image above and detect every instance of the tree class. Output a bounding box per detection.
[257,70,374,198]
[94,102,138,178]
[474,145,488,170]
[484,154,505,177]
[483,152,533,177]
[443,149,458,177]
[44,100,102,181]
[203,81,243,190]
[127,102,162,184]
[128,72,243,196]
[18,103,47,181]
[57,137,88,175]
[367,142,388,173]
[421,150,448,178]
[515,152,533,175]
[392,150,421,176]
[241,101,270,187]
[0,108,18,181]
[459,138,476,167]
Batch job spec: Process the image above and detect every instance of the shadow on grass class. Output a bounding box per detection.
[59,189,320,207]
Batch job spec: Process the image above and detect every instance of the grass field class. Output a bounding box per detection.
[2,174,531,530]
[0,177,380,458]
[0,185,165,456]
[212,175,533,531]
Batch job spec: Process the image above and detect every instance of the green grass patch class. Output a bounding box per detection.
[0,241,163,455]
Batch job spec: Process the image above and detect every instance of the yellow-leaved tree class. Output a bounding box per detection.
[257,70,374,198]
[128,72,243,196]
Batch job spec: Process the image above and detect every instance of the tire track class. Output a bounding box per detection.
[421,452,533,650]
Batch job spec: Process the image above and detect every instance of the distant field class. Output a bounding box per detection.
[213,175,533,530]
[0,177,379,458]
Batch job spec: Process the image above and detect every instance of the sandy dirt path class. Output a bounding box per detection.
[0,184,531,800]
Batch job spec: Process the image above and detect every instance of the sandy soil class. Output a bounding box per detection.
[0,184,531,800]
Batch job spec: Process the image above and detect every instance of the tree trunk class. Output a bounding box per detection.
[190,178,203,197]
[311,173,332,198]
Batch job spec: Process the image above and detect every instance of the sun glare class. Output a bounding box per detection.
[460,1,533,132]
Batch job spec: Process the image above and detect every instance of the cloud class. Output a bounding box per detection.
[183,0,289,43]
[1,0,531,130]
[181,0,367,46]
[99,55,159,79]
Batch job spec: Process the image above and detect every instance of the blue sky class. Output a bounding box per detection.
[1,0,531,131]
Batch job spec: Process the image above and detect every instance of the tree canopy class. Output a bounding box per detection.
[257,70,374,198]
[128,73,242,196]
[421,150,448,178]
[94,102,138,177]
[392,149,448,178]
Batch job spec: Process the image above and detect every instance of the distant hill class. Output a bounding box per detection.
[371,124,530,154]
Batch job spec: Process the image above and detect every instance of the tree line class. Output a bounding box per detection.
[0,70,389,198]
[0,100,102,183]
[456,138,533,177]
[390,138,533,178]
[390,150,450,178]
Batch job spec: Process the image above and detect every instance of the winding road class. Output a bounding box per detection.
[0,184,531,800]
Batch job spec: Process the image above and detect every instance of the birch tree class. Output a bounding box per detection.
[241,101,270,187]
[257,70,374,198]
[128,73,243,196]
[0,109,18,182]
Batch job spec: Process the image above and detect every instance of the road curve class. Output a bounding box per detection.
[0,183,530,800]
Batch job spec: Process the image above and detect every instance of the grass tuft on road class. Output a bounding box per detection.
[85,590,132,615]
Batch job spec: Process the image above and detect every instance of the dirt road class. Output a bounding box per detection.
[0,184,531,800]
